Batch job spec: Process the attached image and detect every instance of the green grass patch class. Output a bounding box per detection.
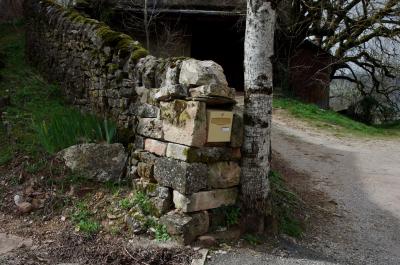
[269,171,303,238]
[33,109,117,154]
[274,98,400,137]
[143,217,170,242]
[72,202,100,235]
[133,191,154,216]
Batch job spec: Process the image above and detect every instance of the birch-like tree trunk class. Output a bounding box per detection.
[242,0,276,224]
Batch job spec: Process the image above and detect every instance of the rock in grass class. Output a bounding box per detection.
[58,143,128,182]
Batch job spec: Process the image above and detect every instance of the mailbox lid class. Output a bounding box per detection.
[207,110,233,143]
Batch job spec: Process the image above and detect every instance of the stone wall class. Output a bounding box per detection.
[25,0,243,244]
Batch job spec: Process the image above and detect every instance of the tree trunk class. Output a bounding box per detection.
[143,0,150,51]
[242,0,276,232]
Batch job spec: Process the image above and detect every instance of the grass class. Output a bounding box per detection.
[144,217,170,242]
[33,109,117,154]
[72,202,100,235]
[274,98,400,137]
[133,191,154,216]
[0,22,118,165]
[269,171,303,238]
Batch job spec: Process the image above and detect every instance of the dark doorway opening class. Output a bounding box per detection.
[191,17,245,91]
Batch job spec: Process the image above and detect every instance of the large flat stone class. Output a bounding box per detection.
[160,211,209,245]
[208,162,241,188]
[166,143,241,163]
[58,143,127,182]
[173,188,238,213]
[160,100,207,147]
[154,158,207,194]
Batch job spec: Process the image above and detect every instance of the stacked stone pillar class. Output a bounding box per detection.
[128,58,243,244]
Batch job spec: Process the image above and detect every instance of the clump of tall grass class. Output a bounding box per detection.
[269,171,303,238]
[33,109,117,154]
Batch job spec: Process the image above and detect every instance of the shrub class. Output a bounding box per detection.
[33,109,117,154]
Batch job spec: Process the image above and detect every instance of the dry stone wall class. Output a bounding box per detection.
[25,0,243,244]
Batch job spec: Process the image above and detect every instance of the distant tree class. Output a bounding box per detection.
[275,0,400,120]
[242,0,276,233]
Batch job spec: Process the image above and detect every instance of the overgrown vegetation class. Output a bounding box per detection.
[274,98,400,137]
[0,22,117,166]
[33,110,117,154]
[269,170,303,238]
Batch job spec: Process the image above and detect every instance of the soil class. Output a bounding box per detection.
[0,156,198,265]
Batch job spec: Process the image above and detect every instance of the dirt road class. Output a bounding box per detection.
[209,110,400,265]
[271,110,400,264]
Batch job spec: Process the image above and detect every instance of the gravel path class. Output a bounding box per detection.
[271,112,400,265]
[208,110,400,265]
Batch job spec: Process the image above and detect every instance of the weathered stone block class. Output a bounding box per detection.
[137,162,154,181]
[160,211,209,245]
[173,188,238,213]
[136,118,163,139]
[189,85,235,100]
[154,158,207,194]
[208,162,240,189]
[179,59,228,89]
[130,102,159,118]
[166,143,241,163]
[150,186,172,216]
[132,150,158,164]
[155,84,187,101]
[144,138,168,156]
[160,100,207,147]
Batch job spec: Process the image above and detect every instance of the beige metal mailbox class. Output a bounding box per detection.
[207,110,234,143]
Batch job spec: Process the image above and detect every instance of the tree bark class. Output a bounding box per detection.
[242,0,276,228]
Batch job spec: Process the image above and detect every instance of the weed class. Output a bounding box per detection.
[211,206,241,228]
[269,171,303,238]
[133,191,153,215]
[155,224,170,242]
[243,234,261,246]
[143,217,170,241]
[105,180,124,195]
[72,202,100,235]
[25,158,47,174]
[119,197,135,210]
[223,206,241,227]
[77,219,100,235]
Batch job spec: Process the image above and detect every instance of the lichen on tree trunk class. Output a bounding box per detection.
[242,0,276,220]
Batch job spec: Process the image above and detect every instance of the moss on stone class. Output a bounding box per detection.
[131,47,149,62]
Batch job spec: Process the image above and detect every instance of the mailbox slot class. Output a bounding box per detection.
[207,110,233,143]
